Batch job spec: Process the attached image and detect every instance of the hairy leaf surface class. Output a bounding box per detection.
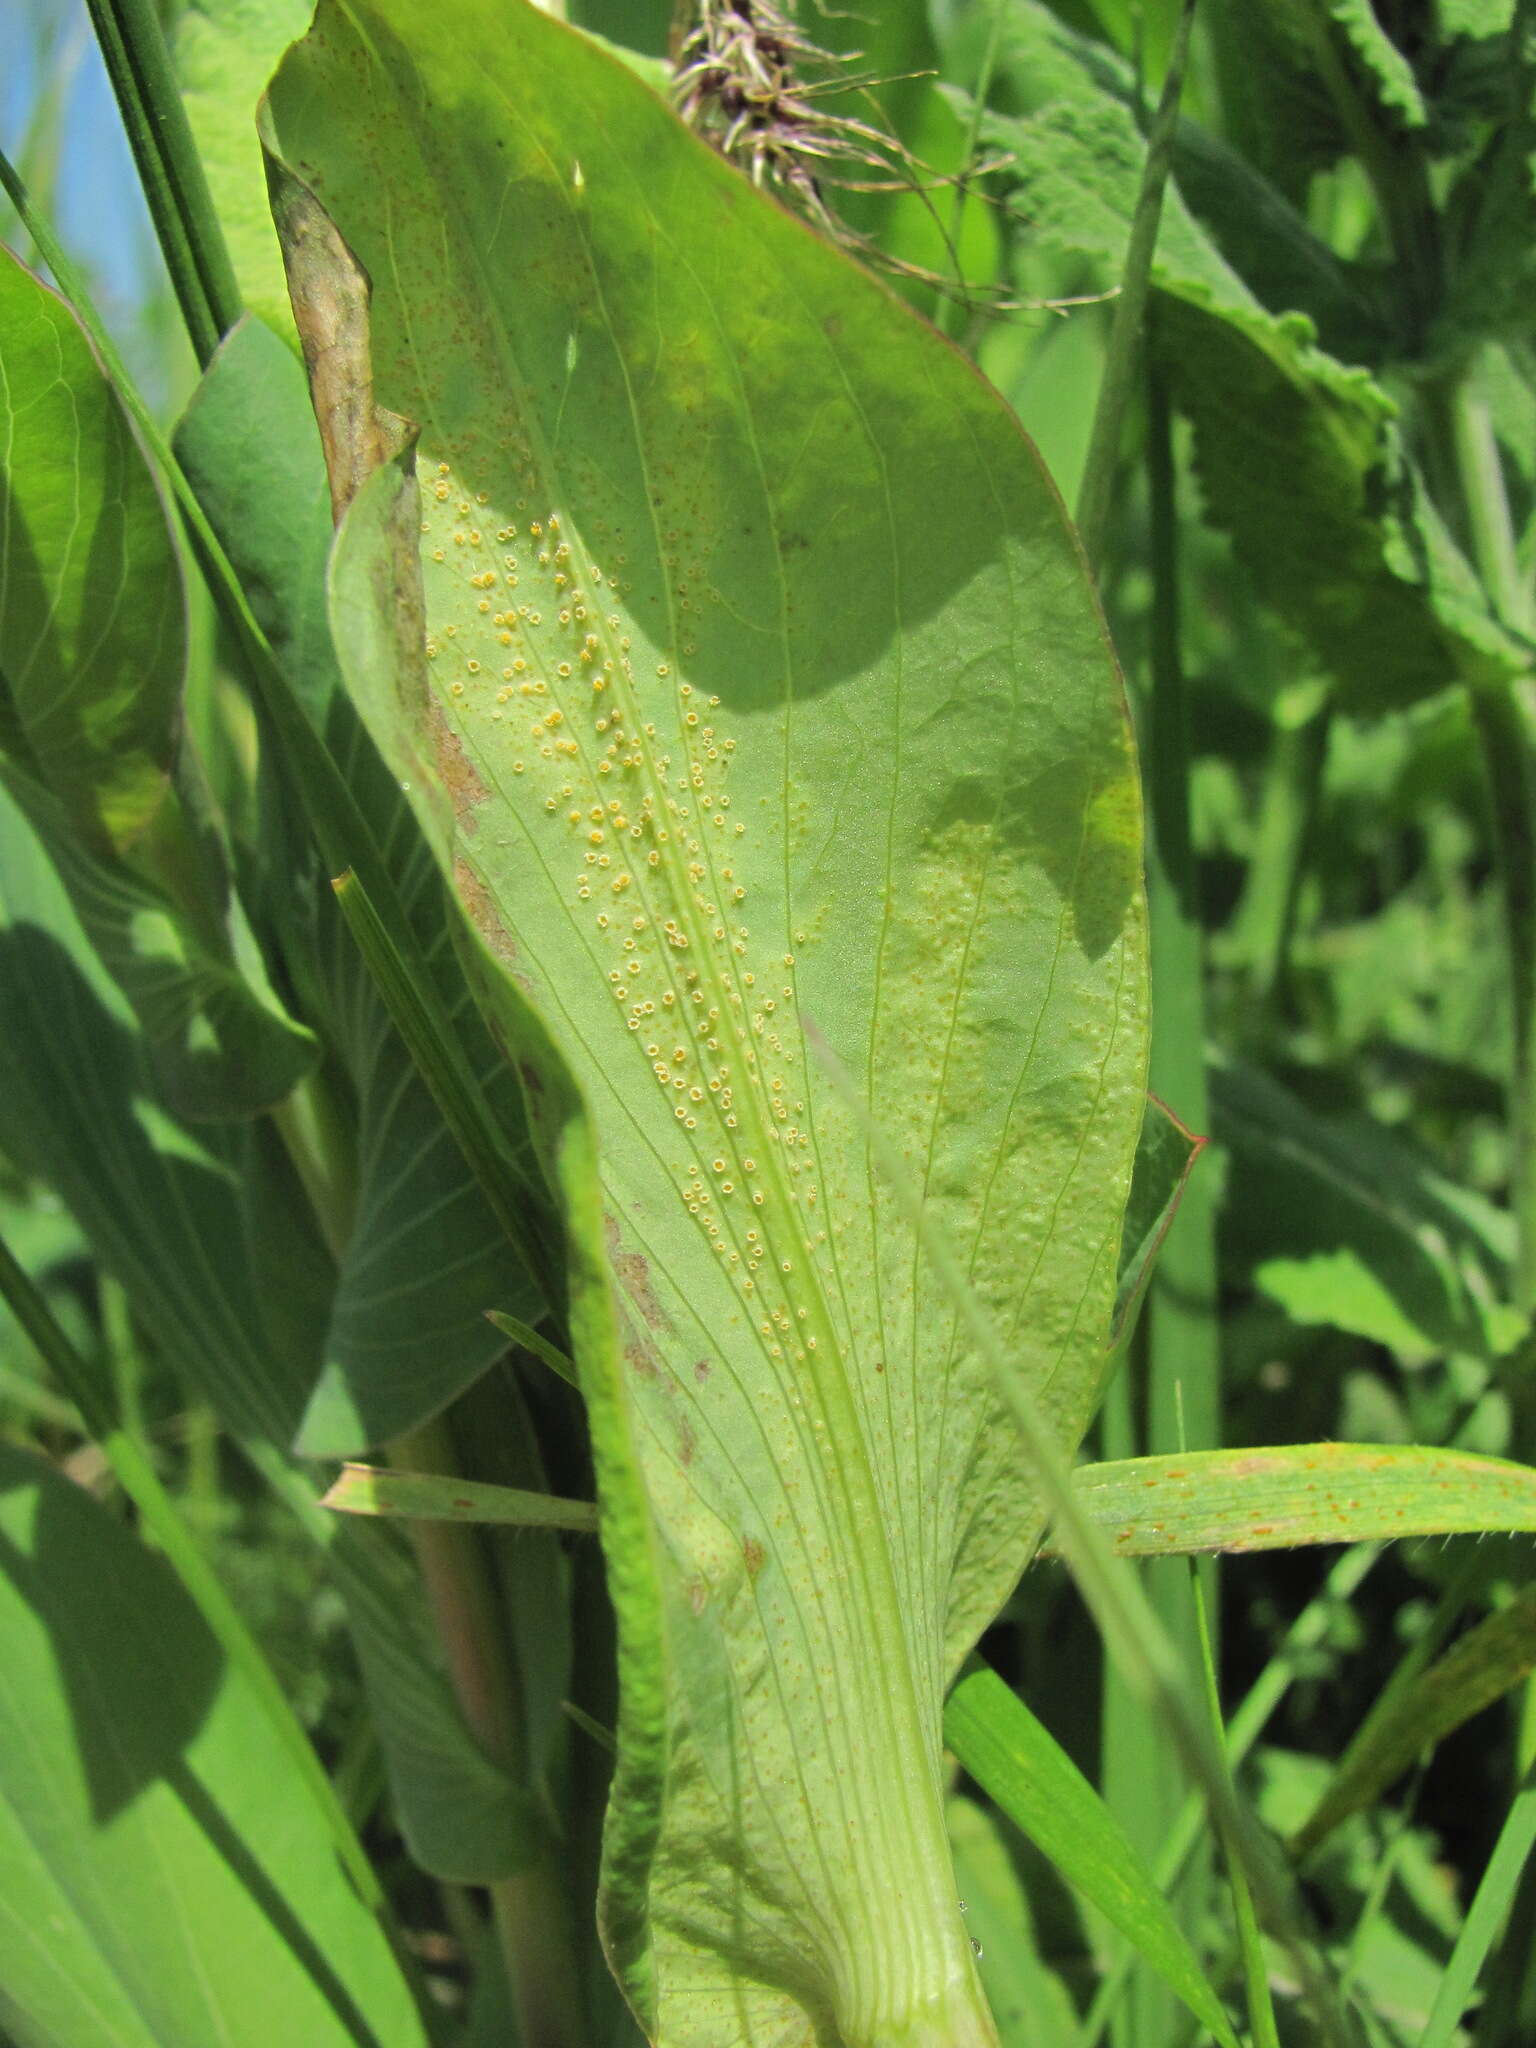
[267,4,1148,2041]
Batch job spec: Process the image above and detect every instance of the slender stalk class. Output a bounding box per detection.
[938,0,1008,339]
[1418,1754,1536,2048]
[0,1228,386,1916]
[83,0,243,365]
[1102,342,1220,2048]
[1074,0,1198,573]
[1078,1543,1382,2047]
[391,1416,585,2048]
[1422,374,1536,1311]
[1190,1562,1279,2048]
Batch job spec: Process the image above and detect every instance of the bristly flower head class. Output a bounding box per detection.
[671,2,939,250]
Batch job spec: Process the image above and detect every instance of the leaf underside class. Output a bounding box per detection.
[266,5,1148,2043]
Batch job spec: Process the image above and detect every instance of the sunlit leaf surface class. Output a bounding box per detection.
[267,5,1148,2039]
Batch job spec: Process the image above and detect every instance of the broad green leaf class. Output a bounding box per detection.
[1213,1058,1525,1359]
[0,779,540,1886]
[0,250,181,849]
[0,250,316,1117]
[1293,1583,1536,1855]
[1313,0,1428,128]
[0,758,315,1117]
[1067,1443,1536,1556]
[966,1,1533,711]
[265,4,1149,2041]
[175,0,312,348]
[0,775,323,1446]
[943,1664,1239,2048]
[173,316,547,1450]
[0,1442,427,2048]
[945,1795,1078,2048]
[323,1460,598,1533]
[322,1516,547,1883]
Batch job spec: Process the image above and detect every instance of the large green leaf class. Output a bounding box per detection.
[173,316,546,1450]
[1213,1058,1524,1360]
[265,4,1148,2042]
[0,1442,426,2048]
[965,0,1533,711]
[0,778,540,1886]
[0,250,181,849]
[0,249,316,1119]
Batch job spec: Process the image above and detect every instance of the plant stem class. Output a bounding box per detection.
[938,0,1008,339]
[1074,0,1198,573]
[83,0,243,365]
[1103,343,1220,2048]
[392,1416,585,2048]
[1424,373,1536,1311]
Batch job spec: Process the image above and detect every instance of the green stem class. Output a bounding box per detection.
[391,1417,585,2048]
[0,1229,387,1917]
[1190,1561,1279,2048]
[938,0,1008,339]
[1423,373,1536,1311]
[1074,0,1198,573]
[1102,342,1219,2048]
[1078,1543,1382,2048]
[1419,1752,1536,2048]
[83,0,243,365]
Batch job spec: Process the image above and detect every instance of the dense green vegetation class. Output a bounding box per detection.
[3,1,1536,2043]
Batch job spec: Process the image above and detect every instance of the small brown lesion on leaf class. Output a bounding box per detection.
[624,1338,661,1384]
[605,1214,668,1331]
[431,699,489,831]
[742,1536,765,1581]
[452,856,519,970]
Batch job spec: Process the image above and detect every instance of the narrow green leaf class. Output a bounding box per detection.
[485,1308,581,1389]
[1418,1753,1536,2048]
[266,2,1148,2038]
[0,1443,427,2048]
[943,1664,1239,2048]
[0,1229,385,1916]
[1295,1584,1536,1854]
[1067,1442,1536,1555]
[945,1794,1079,2048]
[324,1461,598,1533]
[0,249,317,1115]
[0,247,182,846]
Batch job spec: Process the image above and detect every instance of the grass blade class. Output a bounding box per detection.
[1066,1443,1536,1555]
[945,1660,1239,2048]
[323,1462,598,1534]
